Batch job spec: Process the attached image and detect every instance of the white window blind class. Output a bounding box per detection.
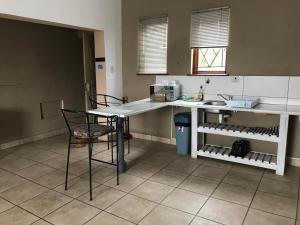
[190,7,230,48]
[137,16,168,74]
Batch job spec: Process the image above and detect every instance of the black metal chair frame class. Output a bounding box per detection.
[61,109,119,201]
[89,94,131,156]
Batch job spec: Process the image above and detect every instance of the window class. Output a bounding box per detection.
[190,7,230,75]
[137,15,168,74]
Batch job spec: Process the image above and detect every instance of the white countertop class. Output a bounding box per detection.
[88,98,300,117]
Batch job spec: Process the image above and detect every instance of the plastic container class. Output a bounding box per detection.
[174,112,191,155]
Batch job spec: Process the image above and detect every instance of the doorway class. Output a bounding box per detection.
[82,31,96,110]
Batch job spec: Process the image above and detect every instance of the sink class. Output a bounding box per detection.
[204,100,226,114]
[204,100,226,106]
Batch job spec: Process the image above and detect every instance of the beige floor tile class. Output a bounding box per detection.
[82,167,116,184]
[149,169,188,187]
[139,205,193,225]
[230,164,264,176]
[55,177,100,198]
[34,169,75,189]
[0,157,37,172]
[0,154,20,165]
[162,189,207,214]
[141,155,175,168]
[127,163,161,179]
[192,165,229,181]
[31,219,52,225]
[297,221,300,225]
[106,194,156,223]
[64,160,100,176]
[223,170,261,189]
[131,181,174,203]
[190,216,222,225]
[0,206,39,225]
[0,173,27,193]
[198,198,248,225]
[258,177,298,198]
[78,185,126,209]
[212,182,256,206]
[43,155,78,169]
[179,176,219,196]
[0,181,47,205]
[85,211,135,225]
[67,147,89,160]
[15,163,55,180]
[0,197,14,213]
[44,200,100,225]
[105,174,145,192]
[251,191,297,219]
[165,158,200,174]
[20,190,72,217]
[202,159,232,169]
[244,209,295,225]
[263,166,300,184]
[23,150,61,162]
[0,168,11,177]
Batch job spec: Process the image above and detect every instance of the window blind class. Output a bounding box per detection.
[190,7,230,48]
[137,16,168,74]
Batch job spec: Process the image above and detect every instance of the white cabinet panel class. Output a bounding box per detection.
[243,76,289,98]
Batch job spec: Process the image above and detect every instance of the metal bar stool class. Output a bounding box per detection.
[61,109,119,200]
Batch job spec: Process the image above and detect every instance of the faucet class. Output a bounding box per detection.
[217,94,233,101]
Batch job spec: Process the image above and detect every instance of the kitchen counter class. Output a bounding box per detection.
[89,98,300,117]
[89,98,299,175]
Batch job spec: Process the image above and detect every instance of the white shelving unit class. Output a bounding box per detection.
[198,123,279,143]
[192,111,289,175]
[198,144,277,170]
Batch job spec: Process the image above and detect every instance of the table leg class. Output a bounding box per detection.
[191,107,198,158]
[276,114,289,175]
[117,117,127,173]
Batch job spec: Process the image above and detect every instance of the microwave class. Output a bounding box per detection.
[150,81,181,102]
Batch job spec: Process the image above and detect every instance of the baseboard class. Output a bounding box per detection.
[131,132,172,144]
[0,128,68,150]
[131,132,300,167]
[287,157,300,167]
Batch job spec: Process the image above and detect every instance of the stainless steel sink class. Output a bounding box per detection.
[204,100,226,106]
[204,100,226,114]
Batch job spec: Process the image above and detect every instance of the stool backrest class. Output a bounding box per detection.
[89,94,128,109]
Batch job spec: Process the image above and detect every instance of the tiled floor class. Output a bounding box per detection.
[0,134,299,225]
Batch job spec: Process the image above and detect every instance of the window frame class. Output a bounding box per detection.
[191,47,228,76]
[190,7,230,76]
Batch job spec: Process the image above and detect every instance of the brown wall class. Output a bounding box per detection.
[0,18,85,143]
[122,0,300,158]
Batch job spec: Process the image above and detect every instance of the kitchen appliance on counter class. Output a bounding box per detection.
[150,81,181,102]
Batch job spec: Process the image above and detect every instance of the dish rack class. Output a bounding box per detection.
[225,97,259,108]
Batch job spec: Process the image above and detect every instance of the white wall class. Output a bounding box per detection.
[0,0,123,98]
[156,75,300,105]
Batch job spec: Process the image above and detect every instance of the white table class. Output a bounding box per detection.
[89,98,300,174]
